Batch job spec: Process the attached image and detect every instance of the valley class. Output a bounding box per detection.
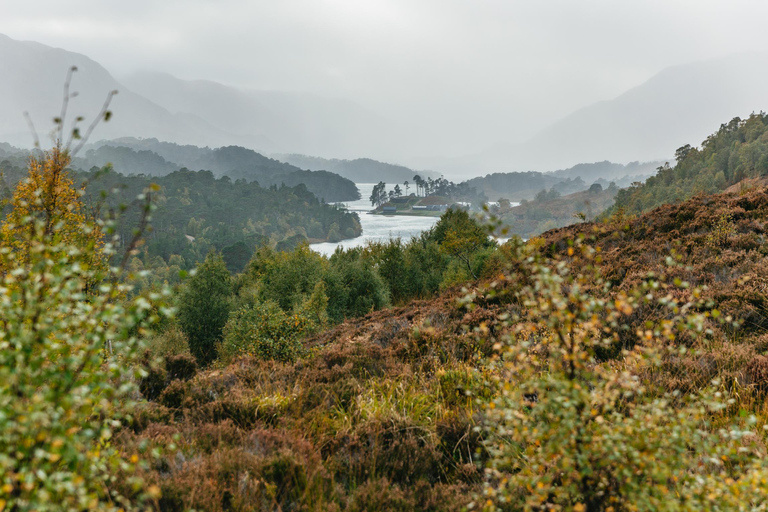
[5,8,768,510]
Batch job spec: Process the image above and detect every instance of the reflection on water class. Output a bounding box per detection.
[310,183,439,256]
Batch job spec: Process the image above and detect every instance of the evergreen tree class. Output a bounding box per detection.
[177,251,233,365]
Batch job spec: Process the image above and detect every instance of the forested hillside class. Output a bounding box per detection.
[84,139,361,202]
[465,160,657,201]
[614,113,768,214]
[82,167,362,273]
[499,182,619,238]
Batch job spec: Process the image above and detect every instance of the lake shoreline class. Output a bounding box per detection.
[310,183,441,256]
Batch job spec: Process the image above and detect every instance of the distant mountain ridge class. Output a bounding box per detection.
[423,53,768,176]
[0,34,395,161]
[0,33,248,150]
[120,71,397,159]
[273,154,440,183]
[465,160,661,200]
[78,138,361,202]
[6,33,768,179]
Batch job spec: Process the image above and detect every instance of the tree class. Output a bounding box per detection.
[0,149,164,508]
[413,175,423,196]
[394,184,402,197]
[221,240,253,273]
[177,251,233,365]
[430,208,492,280]
[325,250,389,320]
[0,145,106,280]
[404,180,410,196]
[369,181,388,207]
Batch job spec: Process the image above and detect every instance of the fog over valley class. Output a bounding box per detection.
[4,1,768,179]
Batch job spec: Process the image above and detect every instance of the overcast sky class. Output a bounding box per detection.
[4,0,768,157]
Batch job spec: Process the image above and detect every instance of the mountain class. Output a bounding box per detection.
[430,53,768,175]
[0,34,256,150]
[273,154,440,183]
[120,71,398,159]
[0,34,395,160]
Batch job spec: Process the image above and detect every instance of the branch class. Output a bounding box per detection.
[70,89,118,156]
[57,65,78,144]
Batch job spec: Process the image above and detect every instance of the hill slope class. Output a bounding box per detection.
[121,70,398,159]
[0,34,248,149]
[119,184,768,509]
[82,139,361,202]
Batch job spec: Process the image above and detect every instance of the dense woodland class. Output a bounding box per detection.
[613,113,768,215]
[87,167,362,273]
[82,139,361,202]
[466,160,660,201]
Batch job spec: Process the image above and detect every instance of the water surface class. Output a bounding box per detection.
[310,183,439,256]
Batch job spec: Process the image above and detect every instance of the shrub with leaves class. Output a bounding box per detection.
[705,211,735,249]
[0,144,166,509]
[176,251,232,366]
[219,300,310,363]
[476,238,768,511]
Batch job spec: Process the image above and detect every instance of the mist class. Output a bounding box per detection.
[3,1,768,177]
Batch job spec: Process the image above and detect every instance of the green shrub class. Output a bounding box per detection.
[146,324,190,360]
[325,248,390,322]
[477,238,768,511]
[177,251,233,366]
[706,211,735,249]
[219,301,310,363]
[0,145,165,509]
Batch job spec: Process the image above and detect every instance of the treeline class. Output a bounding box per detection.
[465,160,659,201]
[613,113,768,215]
[81,138,361,202]
[500,183,619,238]
[81,167,362,273]
[369,176,484,207]
[168,208,501,366]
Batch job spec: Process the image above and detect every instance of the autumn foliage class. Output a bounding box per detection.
[0,143,165,510]
[0,145,106,277]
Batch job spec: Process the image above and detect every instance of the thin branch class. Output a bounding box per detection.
[58,65,78,144]
[23,112,41,149]
[70,89,118,157]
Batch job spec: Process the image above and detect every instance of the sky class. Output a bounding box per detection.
[3,0,768,159]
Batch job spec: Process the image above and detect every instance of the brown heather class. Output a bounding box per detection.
[119,185,768,510]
